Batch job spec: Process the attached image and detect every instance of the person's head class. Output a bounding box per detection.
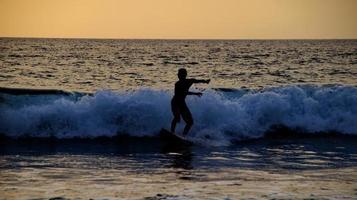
[178,68,187,80]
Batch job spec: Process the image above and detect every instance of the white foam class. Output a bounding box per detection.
[1,85,356,145]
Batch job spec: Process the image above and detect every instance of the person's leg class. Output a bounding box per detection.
[171,101,180,133]
[171,115,180,133]
[181,105,193,136]
[182,119,193,136]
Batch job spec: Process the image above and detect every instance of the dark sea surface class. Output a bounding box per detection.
[0,38,357,199]
[1,137,357,199]
[0,38,356,91]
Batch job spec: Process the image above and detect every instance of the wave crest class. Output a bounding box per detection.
[1,85,356,144]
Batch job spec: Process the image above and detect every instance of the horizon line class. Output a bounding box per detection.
[1,36,356,41]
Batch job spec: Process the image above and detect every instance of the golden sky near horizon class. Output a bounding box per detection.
[0,0,356,39]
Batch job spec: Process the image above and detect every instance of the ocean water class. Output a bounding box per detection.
[0,38,357,199]
[1,137,357,199]
[0,39,356,91]
[0,38,357,141]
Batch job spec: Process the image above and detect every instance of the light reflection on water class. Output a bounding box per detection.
[1,39,356,92]
[1,137,357,199]
[1,137,356,171]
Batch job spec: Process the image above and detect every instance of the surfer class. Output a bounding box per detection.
[171,68,210,136]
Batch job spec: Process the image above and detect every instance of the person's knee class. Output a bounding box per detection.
[186,118,193,126]
[173,116,180,123]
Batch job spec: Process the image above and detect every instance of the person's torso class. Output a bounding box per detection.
[173,80,192,101]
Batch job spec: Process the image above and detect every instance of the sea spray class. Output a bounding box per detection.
[1,85,356,145]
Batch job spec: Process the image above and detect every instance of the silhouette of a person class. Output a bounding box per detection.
[171,68,210,136]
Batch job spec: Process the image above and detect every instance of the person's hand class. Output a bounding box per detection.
[205,79,211,84]
[197,92,203,97]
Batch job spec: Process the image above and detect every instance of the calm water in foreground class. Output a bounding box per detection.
[1,137,357,199]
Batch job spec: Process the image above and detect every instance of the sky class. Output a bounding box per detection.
[0,0,356,39]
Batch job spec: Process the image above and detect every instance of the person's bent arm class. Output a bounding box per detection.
[188,91,203,97]
[190,79,210,84]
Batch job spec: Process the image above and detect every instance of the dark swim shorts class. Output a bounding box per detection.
[171,98,193,123]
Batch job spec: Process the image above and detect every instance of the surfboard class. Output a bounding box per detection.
[159,128,192,144]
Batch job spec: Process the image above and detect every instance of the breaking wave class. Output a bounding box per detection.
[1,85,356,145]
